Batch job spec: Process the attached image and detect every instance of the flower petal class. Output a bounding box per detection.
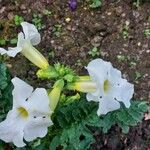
[118,81,134,108]
[26,88,50,114]
[106,63,134,108]
[86,59,112,97]
[24,116,53,142]
[7,47,22,57]
[0,110,26,147]
[109,67,122,83]
[97,97,120,115]
[86,93,99,102]
[0,48,7,55]
[17,32,25,48]
[85,59,134,115]
[11,77,33,108]
[109,79,134,108]
[0,47,21,57]
[0,32,24,57]
[13,130,25,147]
[21,22,41,45]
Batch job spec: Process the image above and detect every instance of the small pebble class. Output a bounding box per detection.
[121,13,126,17]
[137,42,141,46]
[107,12,112,16]
[133,11,140,18]
[125,20,130,26]
[65,17,71,23]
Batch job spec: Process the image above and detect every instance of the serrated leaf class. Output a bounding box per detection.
[138,102,148,112]
[50,98,148,150]
[118,122,129,134]
[90,0,102,8]
[0,63,8,90]
[117,110,137,126]
[50,136,60,150]
[50,100,98,150]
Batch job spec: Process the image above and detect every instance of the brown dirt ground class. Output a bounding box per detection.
[0,0,150,149]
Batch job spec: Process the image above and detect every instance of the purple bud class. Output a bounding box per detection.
[68,0,77,11]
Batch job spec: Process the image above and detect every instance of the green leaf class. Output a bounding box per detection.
[49,99,148,149]
[50,136,61,150]
[36,66,59,79]
[10,38,18,45]
[0,39,7,46]
[90,0,102,8]
[49,99,98,150]
[138,101,148,112]
[0,63,13,123]
[118,122,129,134]
[0,63,8,90]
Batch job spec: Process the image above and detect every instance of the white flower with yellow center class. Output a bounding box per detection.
[84,59,134,115]
[0,22,49,69]
[0,77,53,147]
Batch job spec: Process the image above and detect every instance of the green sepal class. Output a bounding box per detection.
[36,66,59,79]
[60,93,80,105]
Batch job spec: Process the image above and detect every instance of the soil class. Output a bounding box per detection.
[0,0,150,149]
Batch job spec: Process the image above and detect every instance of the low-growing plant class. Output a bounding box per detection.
[10,37,18,45]
[43,9,52,16]
[144,29,150,36]
[14,15,24,26]
[90,0,102,8]
[122,23,130,39]
[32,13,43,30]
[75,59,82,66]
[88,47,100,57]
[53,24,62,37]
[134,71,142,83]
[0,39,7,46]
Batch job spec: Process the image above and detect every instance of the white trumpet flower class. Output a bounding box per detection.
[0,77,53,147]
[0,22,49,69]
[85,59,134,115]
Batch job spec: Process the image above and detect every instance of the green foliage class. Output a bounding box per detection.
[37,63,77,83]
[0,63,13,121]
[0,63,148,149]
[0,63,10,90]
[0,37,18,46]
[134,71,142,83]
[14,15,24,26]
[144,29,150,36]
[50,99,97,150]
[53,24,62,37]
[117,55,128,62]
[49,99,148,150]
[54,63,76,82]
[60,93,80,105]
[122,23,129,39]
[75,59,82,66]
[0,38,7,46]
[37,66,59,79]
[0,64,148,150]
[133,0,141,7]
[10,38,18,45]
[32,14,43,30]
[88,47,100,57]
[90,0,102,8]
[43,9,52,16]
